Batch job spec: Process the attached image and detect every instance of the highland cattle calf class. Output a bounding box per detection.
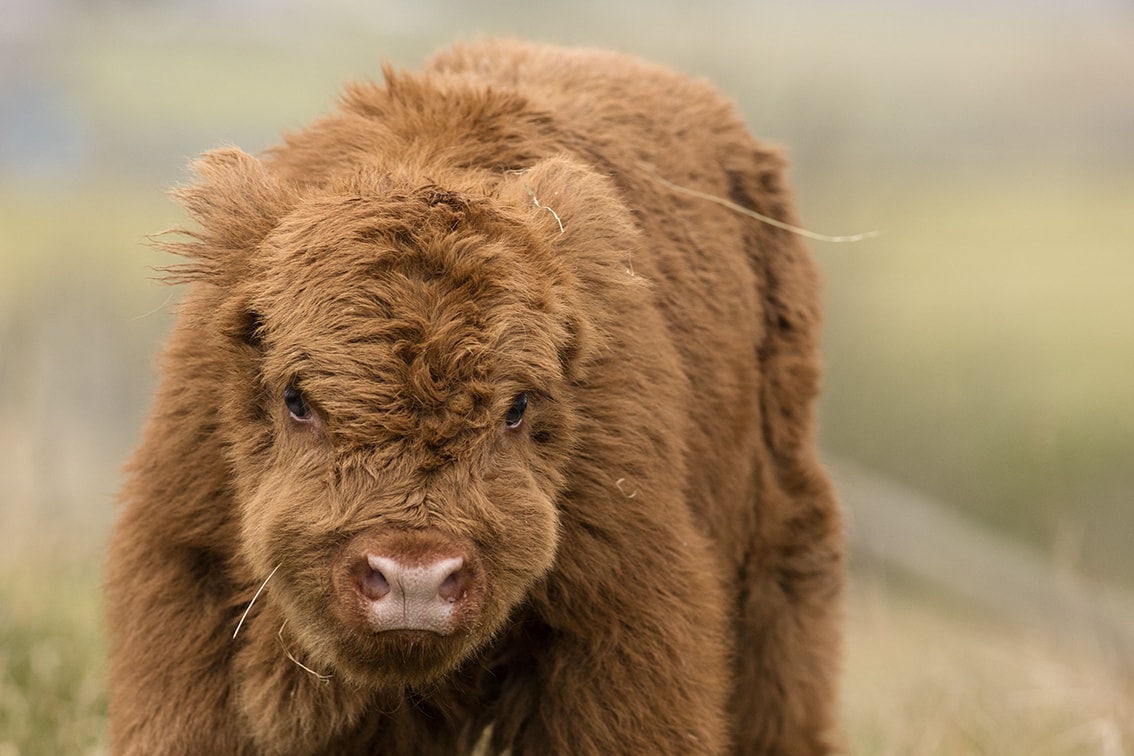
[105,39,844,755]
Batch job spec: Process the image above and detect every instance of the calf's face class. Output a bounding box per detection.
[186,154,586,688]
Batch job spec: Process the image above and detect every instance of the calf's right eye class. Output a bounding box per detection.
[284,386,312,421]
[504,393,528,429]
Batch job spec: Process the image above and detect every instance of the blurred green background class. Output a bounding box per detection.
[2,1,1132,753]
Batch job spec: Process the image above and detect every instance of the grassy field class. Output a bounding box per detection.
[0,567,107,756]
[844,566,1133,755]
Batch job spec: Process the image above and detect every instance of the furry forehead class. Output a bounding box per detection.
[245,181,575,382]
[165,149,626,410]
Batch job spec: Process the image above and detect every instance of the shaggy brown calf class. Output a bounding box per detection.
[105,39,843,755]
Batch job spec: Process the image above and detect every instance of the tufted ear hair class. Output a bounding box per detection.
[161,148,296,286]
[498,156,648,380]
[497,156,637,247]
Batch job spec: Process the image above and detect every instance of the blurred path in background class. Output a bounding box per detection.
[835,458,1134,659]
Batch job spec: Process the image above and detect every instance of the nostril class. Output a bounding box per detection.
[358,562,391,601]
[438,563,467,603]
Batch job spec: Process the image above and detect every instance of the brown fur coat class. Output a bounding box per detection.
[105,39,843,755]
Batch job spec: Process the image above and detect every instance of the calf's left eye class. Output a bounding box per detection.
[284,386,312,421]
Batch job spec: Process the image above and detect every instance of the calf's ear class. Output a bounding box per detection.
[162,148,296,286]
[497,155,639,248]
[497,156,648,381]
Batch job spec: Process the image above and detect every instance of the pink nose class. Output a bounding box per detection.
[355,554,469,634]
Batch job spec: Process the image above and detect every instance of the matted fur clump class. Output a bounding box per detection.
[105,39,843,755]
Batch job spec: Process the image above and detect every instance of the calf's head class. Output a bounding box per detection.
[169,149,627,688]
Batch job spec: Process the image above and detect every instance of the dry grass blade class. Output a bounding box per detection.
[277,620,334,682]
[636,161,878,243]
[523,184,565,233]
[233,562,282,640]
